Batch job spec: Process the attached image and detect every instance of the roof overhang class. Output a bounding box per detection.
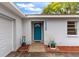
[0,2,25,18]
[25,15,79,18]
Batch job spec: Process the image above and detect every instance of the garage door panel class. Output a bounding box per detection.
[0,18,13,57]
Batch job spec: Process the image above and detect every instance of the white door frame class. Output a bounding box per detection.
[31,21,44,43]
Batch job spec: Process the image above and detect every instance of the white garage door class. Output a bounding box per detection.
[0,17,13,57]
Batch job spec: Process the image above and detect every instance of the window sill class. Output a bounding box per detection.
[67,35,78,38]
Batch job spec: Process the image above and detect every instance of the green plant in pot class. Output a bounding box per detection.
[48,40,56,48]
[51,41,56,48]
[21,36,26,46]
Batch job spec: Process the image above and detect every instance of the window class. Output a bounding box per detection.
[67,21,77,35]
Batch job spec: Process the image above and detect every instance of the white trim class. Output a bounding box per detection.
[67,21,77,35]
[26,15,79,18]
[32,21,44,42]
[67,35,78,36]
[0,13,15,20]
[0,2,25,18]
[10,2,25,16]
[67,35,79,38]
[34,40,41,41]
[12,20,14,51]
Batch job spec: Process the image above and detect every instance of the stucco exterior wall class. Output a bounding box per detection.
[44,19,67,45]
[23,18,79,46]
[22,19,32,44]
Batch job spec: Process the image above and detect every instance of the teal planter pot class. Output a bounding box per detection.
[21,36,26,46]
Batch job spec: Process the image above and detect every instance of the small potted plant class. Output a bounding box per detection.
[50,41,56,49]
[21,36,26,46]
[48,40,56,49]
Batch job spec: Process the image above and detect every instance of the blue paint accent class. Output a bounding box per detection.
[34,23,41,41]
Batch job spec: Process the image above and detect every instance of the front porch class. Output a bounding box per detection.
[6,42,79,57]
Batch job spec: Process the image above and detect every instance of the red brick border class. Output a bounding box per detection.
[57,46,79,52]
[45,45,79,53]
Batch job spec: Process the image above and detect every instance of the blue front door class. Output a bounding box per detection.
[34,23,41,41]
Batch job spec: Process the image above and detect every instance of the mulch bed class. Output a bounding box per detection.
[45,45,59,52]
[45,45,79,53]
[17,45,30,53]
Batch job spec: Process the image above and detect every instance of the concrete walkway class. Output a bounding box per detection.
[28,42,46,52]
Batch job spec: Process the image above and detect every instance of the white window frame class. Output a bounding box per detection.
[67,21,77,36]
